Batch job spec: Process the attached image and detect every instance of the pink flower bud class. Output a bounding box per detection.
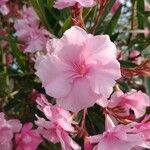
[6,53,13,64]
[129,50,140,60]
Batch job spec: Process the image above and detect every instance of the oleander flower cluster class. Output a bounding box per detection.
[0,0,150,150]
[14,6,51,53]
[0,0,9,15]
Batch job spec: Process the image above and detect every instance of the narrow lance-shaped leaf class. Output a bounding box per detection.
[105,5,122,36]
[144,77,150,95]
[9,36,26,71]
[137,0,145,29]
[30,0,53,33]
[95,0,116,34]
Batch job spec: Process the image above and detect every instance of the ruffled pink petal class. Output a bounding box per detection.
[87,59,121,97]
[54,0,75,9]
[7,119,22,133]
[83,35,117,65]
[54,0,95,9]
[54,26,89,53]
[105,115,116,131]
[125,91,150,118]
[56,128,81,150]
[56,117,75,132]
[57,77,100,112]
[36,55,73,98]
[77,0,95,7]
[88,135,102,144]
[21,123,33,133]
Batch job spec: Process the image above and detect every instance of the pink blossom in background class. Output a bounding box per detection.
[129,50,143,65]
[108,90,150,119]
[6,53,13,65]
[54,0,95,9]
[88,115,148,150]
[129,50,142,65]
[21,5,39,24]
[110,0,121,15]
[0,0,9,15]
[0,112,22,150]
[35,95,81,150]
[144,27,150,37]
[36,94,75,130]
[15,123,42,150]
[35,26,121,112]
[129,50,140,60]
[36,118,81,150]
[0,29,9,48]
[145,1,150,11]
[14,5,51,53]
[0,0,8,4]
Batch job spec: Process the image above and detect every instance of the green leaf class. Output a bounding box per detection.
[86,105,105,135]
[0,35,21,43]
[9,36,26,71]
[142,45,150,58]
[58,16,71,37]
[58,6,96,36]
[110,32,119,41]
[95,0,116,34]
[105,5,122,36]
[144,77,150,96]
[83,7,96,20]
[47,0,54,8]
[119,60,138,68]
[74,110,83,123]
[137,0,145,29]
[30,0,54,33]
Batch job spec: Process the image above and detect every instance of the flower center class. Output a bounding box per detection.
[73,62,87,76]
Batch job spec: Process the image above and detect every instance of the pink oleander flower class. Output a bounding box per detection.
[54,0,95,9]
[0,0,9,15]
[35,26,121,112]
[0,0,8,4]
[110,0,121,15]
[35,95,81,150]
[14,6,51,53]
[36,94,76,132]
[36,118,81,150]
[145,1,150,11]
[88,115,147,150]
[21,5,39,24]
[108,90,150,118]
[134,115,150,144]
[0,112,22,150]
[15,123,42,150]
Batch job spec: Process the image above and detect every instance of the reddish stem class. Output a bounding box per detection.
[92,0,109,34]
[71,3,86,30]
